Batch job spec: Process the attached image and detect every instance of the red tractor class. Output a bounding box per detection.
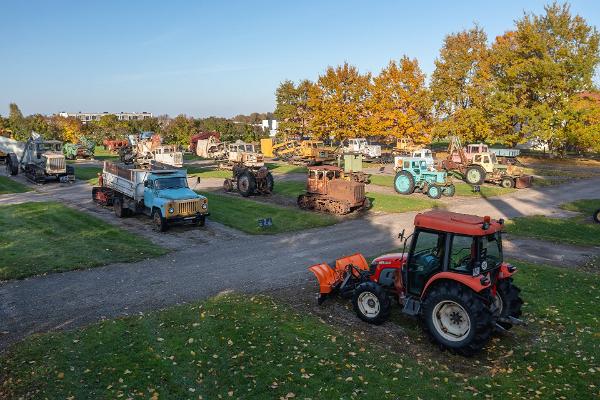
[308,210,524,356]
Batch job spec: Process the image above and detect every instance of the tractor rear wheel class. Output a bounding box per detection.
[494,278,523,330]
[352,282,391,325]
[427,185,442,199]
[442,184,456,197]
[421,282,493,356]
[465,165,486,185]
[237,172,256,197]
[594,209,600,224]
[501,177,515,188]
[394,171,415,195]
[266,172,274,193]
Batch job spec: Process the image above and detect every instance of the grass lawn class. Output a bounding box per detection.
[0,202,167,280]
[93,146,119,161]
[186,166,231,179]
[0,176,30,194]
[506,198,600,246]
[75,166,102,185]
[273,180,305,198]
[200,191,337,234]
[368,174,516,197]
[183,153,207,161]
[1,261,597,399]
[266,163,307,174]
[367,191,438,213]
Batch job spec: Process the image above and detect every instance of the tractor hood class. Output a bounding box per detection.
[372,253,407,265]
[157,188,200,201]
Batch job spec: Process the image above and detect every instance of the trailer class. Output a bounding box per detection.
[92,162,209,231]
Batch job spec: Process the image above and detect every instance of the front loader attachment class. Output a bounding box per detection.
[308,253,370,304]
[515,175,533,189]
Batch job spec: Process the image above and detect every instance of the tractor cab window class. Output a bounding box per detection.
[403,161,410,169]
[407,230,446,295]
[480,232,502,268]
[450,234,476,272]
[483,155,490,164]
[490,153,498,164]
[411,161,421,174]
[474,155,482,163]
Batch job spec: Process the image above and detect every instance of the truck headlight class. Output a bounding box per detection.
[168,207,174,214]
[202,203,207,210]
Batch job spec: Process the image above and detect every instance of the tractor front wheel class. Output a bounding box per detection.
[501,177,515,189]
[352,282,391,325]
[237,172,256,197]
[421,282,493,356]
[593,208,600,224]
[442,184,456,197]
[465,166,486,186]
[427,185,442,199]
[394,171,415,195]
[494,278,523,330]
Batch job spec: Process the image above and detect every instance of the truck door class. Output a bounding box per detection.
[144,179,155,209]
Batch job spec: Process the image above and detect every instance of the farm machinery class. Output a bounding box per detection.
[394,157,455,199]
[63,137,95,160]
[1,132,74,183]
[195,135,226,160]
[271,140,336,166]
[308,210,524,356]
[442,136,532,188]
[221,141,274,197]
[342,138,382,160]
[102,139,129,152]
[120,133,183,168]
[339,153,370,184]
[297,165,369,214]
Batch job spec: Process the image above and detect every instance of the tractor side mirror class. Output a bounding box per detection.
[397,229,406,241]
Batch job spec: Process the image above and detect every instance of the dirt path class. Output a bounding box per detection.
[1,173,600,352]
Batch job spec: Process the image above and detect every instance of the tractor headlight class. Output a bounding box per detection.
[168,207,175,214]
[472,266,481,277]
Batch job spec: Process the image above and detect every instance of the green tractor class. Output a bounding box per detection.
[394,157,455,199]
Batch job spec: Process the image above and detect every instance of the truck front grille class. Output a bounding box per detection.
[177,200,200,216]
[47,157,66,173]
[174,153,183,164]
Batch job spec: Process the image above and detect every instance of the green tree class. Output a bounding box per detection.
[369,56,432,144]
[8,103,28,140]
[274,80,314,138]
[430,25,491,143]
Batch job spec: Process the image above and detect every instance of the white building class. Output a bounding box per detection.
[57,111,153,124]
[261,119,278,137]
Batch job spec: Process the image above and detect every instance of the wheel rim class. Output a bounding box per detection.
[430,186,440,197]
[432,300,471,342]
[153,213,161,228]
[502,179,512,188]
[492,293,504,317]
[239,177,249,192]
[467,169,481,183]
[357,292,380,318]
[395,175,410,192]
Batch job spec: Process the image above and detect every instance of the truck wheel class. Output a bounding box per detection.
[442,184,456,197]
[237,172,256,197]
[352,282,391,325]
[152,209,167,232]
[594,209,600,224]
[501,177,515,188]
[493,278,523,330]
[394,171,415,195]
[113,197,125,218]
[465,166,486,185]
[421,282,493,356]
[266,172,274,193]
[7,153,19,176]
[427,185,442,199]
[196,215,206,227]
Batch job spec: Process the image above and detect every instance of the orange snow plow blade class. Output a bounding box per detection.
[308,253,369,295]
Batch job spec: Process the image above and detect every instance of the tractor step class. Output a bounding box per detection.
[401,297,421,316]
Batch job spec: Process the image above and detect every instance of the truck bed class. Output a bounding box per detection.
[102,162,151,201]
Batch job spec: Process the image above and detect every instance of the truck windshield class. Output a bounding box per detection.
[155,177,188,190]
[480,232,502,268]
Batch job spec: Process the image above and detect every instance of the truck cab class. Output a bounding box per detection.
[142,170,208,230]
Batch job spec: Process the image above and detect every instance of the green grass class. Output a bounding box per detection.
[1,261,597,399]
[200,192,337,234]
[93,145,119,161]
[368,174,516,197]
[266,163,307,174]
[273,180,305,198]
[506,198,600,246]
[0,202,167,280]
[0,176,30,194]
[186,166,231,179]
[183,153,207,161]
[367,191,438,213]
[75,166,102,185]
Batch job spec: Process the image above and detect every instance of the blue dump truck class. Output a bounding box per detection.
[92,161,209,231]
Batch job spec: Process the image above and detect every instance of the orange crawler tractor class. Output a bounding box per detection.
[308,210,524,356]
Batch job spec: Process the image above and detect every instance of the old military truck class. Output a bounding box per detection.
[92,162,209,231]
[2,132,74,183]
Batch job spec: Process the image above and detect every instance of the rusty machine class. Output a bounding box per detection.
[297,166,369,214]
[222,141,274,197]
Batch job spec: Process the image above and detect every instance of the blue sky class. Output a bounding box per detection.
[1,0,598,117]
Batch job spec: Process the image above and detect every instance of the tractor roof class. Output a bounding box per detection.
[307,165,342,171]
[414,210,503,236]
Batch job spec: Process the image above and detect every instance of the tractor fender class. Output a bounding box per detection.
[498,262,517,279]
[421,272,491,299]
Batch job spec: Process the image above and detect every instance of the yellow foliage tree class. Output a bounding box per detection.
[369,56,431,144]
[54,116,83,143]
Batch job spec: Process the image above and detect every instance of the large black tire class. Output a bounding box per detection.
[237,172,256,197]
[393,170,415,195]
[442,184,455,197]
[352,282,391,325]
[152,209,167,232]
[465,165,486,186]
[494,278,523,330]
[593,209,600,224]
[421,282,493,356]
[427,185,442,199]
[195,215,206,227]
[113,196,125,218]
[7,153,19,176]
[266,172,274,193]
[223,179,233,192]
[501,177,515,189]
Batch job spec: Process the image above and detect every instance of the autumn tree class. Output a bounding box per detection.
[430,26,491,142]
[564,92,600,153]
[274,80,313,139]
[369,56,432,144]
[309,63,371,140]
[487,2,600,150]
[53,116,83,143]
[8,103,28,140]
